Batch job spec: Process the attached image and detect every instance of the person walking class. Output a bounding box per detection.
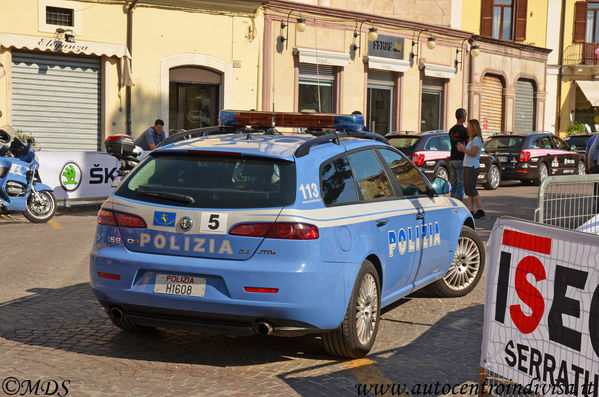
[457,119,485,219]
[448,108,468,201]
[134,119,165,150]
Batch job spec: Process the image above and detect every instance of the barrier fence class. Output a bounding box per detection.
[480,217,599,397]
[534,174,599,234]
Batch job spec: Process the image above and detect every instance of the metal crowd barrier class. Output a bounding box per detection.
[534,174,599,234]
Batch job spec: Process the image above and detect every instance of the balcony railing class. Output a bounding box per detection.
[563,43,599,66]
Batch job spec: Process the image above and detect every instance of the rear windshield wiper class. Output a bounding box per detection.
[140,190,195,205]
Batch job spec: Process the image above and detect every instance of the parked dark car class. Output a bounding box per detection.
[386,131,501,190]
[564,133,597,165]
[482,132,584,186]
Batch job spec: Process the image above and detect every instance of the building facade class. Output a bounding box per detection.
[0,0,264,151]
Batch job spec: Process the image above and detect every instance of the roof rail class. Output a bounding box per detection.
[295,131,388,158]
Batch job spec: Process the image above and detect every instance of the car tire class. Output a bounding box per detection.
[322,260,380,358]
[427,226,485,298]
[577,161,586,176]
[533,162,548,186]
[434,166,449,181]
[483,165,501,190]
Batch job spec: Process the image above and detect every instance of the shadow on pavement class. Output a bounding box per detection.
[279,305,484,396]
[0,282,331,366]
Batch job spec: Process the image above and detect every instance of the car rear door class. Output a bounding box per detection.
[375,147,455,290]
[552,136,580,174]
[346,147,421,304]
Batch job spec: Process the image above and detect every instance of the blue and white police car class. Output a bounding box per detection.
[90,111,484,358]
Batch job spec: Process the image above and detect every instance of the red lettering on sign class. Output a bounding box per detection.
[510,256,546,334]
[502,229,552,255]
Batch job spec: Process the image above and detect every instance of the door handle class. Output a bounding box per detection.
[416,213,425,220]
[375,219,388,227]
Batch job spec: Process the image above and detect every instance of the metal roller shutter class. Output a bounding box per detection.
[514,79,535,133]
[12,51,101,151]
[298,64,334,81]
[368,70,394,87]
[480,75,503,133]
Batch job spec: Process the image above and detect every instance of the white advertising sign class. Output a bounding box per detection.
[482,217,599,396]
[36,152,120,200]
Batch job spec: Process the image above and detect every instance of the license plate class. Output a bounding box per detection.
[499,156,508,162]
[153,274,206,297]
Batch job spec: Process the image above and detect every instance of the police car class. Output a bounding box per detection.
[90,111,484,358]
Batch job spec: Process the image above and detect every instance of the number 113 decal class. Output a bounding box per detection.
[299,183,319,200]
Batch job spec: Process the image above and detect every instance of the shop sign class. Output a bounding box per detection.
[368,35,404,60]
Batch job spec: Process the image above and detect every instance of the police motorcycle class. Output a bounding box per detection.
[0,127,57,222]
[104,134,143,186]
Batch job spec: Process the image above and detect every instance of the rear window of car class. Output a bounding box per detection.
[388,137,421,149]
[115,154,296,208]
[483,136,524,149]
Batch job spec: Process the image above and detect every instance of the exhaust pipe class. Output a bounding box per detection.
[110,307,123,320]
[254,321,273,335]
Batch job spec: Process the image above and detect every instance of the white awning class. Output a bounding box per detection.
[365,55,410,73]
[576,80,599,107]
[0,33,131,59]
[0,33,134,87]
[422,63,456,79]
[293,47,349,67]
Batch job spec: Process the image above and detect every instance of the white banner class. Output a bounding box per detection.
[36,152,119,200]
[482,217,599,396]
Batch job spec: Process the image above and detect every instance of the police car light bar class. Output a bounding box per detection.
[219,110,364,131]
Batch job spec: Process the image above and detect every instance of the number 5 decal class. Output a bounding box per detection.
[200,212,228,234]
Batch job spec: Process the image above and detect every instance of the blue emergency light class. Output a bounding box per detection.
[219,110,364,131]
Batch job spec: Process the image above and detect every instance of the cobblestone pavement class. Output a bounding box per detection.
[0,182,538,396]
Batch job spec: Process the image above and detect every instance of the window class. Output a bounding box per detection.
[298,64,334,113]
[116,155,296,209]
[586,2,599,43]
[378,148,429,197]
[483,136,524,149]
[46,6,73,26]
[552,137,570,151]
[424,136,451,151]
[347,149,394,201]
[421,78,444,132]
[530,139,541,149]
[320,156,359,206]
[492,0,513,40]
[539,137,554,149]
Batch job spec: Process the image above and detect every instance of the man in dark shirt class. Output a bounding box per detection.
[448,108,468,201]
[134,119,165,150]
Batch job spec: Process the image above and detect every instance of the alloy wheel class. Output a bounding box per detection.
[355,273,378,345]
[443,236,481,291]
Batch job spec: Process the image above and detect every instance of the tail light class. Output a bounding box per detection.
[412,152,425,166]
[97,208,147,228]
[519,150,531,162]
[229,222,319,240]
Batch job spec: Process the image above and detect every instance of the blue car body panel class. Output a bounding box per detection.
[90,132,473,334]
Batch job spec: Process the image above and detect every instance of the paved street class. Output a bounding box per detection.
[0,182,538,396]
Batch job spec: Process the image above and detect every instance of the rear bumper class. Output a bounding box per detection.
[499,165,538,181]
[90,245,360,333]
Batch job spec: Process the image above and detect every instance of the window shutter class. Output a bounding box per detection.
[514,0,528,41]
[480,0,494,36]
[574,1,588,43]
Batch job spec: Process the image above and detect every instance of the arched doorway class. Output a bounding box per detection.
[168,66,222,130]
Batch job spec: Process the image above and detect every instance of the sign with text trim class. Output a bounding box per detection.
[368,35,404,60]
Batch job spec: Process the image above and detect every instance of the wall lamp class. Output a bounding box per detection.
[279,10,306,49]
[350,20,378,57]
[409,29,436,64]
[454,37,480,70]
[56,28,75,43]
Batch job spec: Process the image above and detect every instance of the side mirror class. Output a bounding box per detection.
[570,145,576,151]
[431,177,451,195]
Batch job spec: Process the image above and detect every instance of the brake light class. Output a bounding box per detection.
[244,287,279,293]
[229,222,319,239]
[519,150,531,162]
[412,152,425,166]
[97,209,147,228]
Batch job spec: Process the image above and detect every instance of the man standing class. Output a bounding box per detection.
[134,119,165,150]
[448,108,468,201]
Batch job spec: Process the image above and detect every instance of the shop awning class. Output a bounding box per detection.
[365,55,410,73]
[0,33,134,86]
[576,80,599,107]
[293,47,349,67]
[421,63,456,79]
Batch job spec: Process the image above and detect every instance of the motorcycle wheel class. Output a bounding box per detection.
[24,190,57,223]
